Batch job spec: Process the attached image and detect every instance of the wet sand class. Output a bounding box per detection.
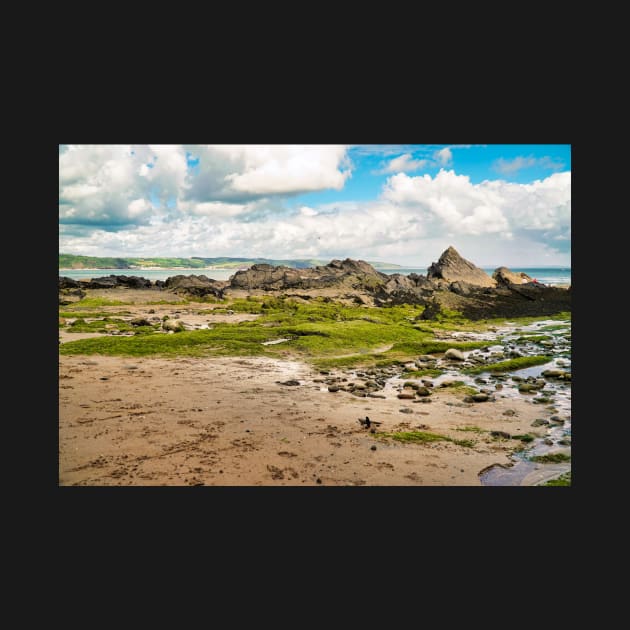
[59,354,549,486]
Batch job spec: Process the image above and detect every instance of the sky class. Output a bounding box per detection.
[59,144,571,267]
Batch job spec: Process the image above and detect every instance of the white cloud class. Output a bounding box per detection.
[59,146,570,267]
[434,147,452,166]
[382,169,569,239]
[59,145,156,226]
[493,155,565,176]
[224,145,350,195]
[379,153,429,174]
[60,144,352,229]
[182,144,350,202]
[375,147,454,175]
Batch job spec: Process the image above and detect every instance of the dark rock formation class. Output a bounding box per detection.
[427,246,496,287]
[229,258,386,292]
[419,299,442,320]
[164,275,227,299]
[59,277,82,290]
[57,247,570,320]
[493,266,533,286]
[58,276,86,303]
[80,275,153,289]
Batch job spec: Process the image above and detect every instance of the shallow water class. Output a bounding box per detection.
[319,317,571,486]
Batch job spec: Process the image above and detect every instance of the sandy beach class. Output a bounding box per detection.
[59,352,556,486]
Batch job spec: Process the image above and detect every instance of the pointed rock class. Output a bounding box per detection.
[427,246,496,287]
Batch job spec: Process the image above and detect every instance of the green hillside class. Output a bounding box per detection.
[59,254,402,270]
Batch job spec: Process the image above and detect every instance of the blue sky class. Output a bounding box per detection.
[59,144,571,266]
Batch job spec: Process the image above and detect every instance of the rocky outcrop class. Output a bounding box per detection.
[493,267,533,286]
[57,247,570,320]
[58,277,86,304]
[59,277,82,290]
[164,275,227,298]
[80,275,153,289]
[427,246,496,287]
[229,258,386,292]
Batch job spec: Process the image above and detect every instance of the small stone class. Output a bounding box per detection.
[491,431,511,439]
[503,409,516,416]
[370,445,377,451]
[415,387,431,397]
[397,393,416,399]
[316,478,322,484]
[472,393,489,402]
[278,380,300,386]
[542,369,564,378]
[328,385,340,392]
[399,408,413,414]
[445,348,466,360]
[531,419,549,427]
[495,383,503,390]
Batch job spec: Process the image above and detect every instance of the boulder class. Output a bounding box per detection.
[444,348,466,360]
[427,246,496,287]
[59,277,82,289]
[420,300,442,320]
[493,266,533,286]
[164,275,226,298]
[130,317,152,327]
[162,319,185,332]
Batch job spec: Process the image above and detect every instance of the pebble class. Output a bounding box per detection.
[370,445,377,451]
[445,348,466,360]
[531,419,549,427]
[472,393,489,402]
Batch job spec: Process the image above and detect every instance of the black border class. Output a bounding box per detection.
[50,84,578,553]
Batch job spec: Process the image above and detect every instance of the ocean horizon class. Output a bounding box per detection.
[59,266,572,286]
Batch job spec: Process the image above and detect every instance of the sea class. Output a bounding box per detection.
[59,266,571,286]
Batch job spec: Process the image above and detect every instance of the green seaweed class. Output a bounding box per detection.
[464,355,551,374]
[541,471,571,486]
[378,431,475,448]
[530,453,571,464]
